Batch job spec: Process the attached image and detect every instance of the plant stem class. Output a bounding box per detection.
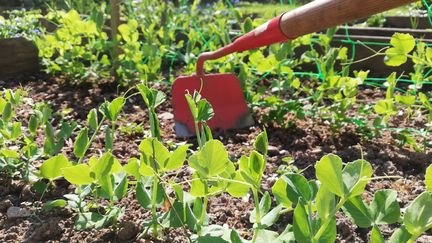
[77,117,105,164]
[252,189,261,224]
[198,183,209,236]
[39,181,51,202]
[313,197,347,241]
[194,122,202,149]
[111,122,115,148]
[407,222,432,243]
[151,175,158,237]
[251,189,261,243]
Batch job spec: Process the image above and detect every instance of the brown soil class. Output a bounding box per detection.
[0,74,431,242]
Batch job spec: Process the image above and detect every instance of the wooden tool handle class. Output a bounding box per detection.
[196,0,417,77]
[280,0,417,38]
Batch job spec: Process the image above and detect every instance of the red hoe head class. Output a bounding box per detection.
[172,14,289,137]
[172,74,254,137]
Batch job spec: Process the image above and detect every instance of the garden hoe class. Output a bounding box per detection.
[172,0,416,137]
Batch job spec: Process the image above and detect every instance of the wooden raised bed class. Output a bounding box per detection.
[385,16,430,29]
[290,26,432,78]
[0,38,39,79]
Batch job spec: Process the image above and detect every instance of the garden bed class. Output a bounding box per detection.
[0,75,431,242]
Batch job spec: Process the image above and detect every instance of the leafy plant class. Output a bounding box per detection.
[35,10,111,79]
[62,152,126,230]
[185,91,214,148]
[272,154,375,242]
[386,163,432,242]
[133,138,189,236]
[137,83,166,140]
[0,10,43,39]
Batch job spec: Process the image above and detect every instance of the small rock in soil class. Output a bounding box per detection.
[158,112,174,120]
[279,149,288,155]
[0,199,13,212]
[268,145,279,156]
[117,221,138,241]
[7,206,31,219]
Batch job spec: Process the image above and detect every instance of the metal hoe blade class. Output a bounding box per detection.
[172,73,254,137]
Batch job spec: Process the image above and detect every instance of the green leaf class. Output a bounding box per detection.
[391,33,416,53]
[190,172,206,197]
[189,140,229,177]
[105,127,113,150]
[395,95,416,106]
[404,192,432,237]
[185,93,198,120]
[260,204,283,228]
[342,159,373,197]
[196,99,214,123]
[419,93,432,110]
[248,151,265,180]
[317,217,337,243]
[137,84,166,108]
[385,33,415,66]
[139,138,170,169]
[163,201,186,227]
[374,100,395,115]
[109,97,125,121]
[0,97,6,114]
[254,230,282,243]
[277,225,295,242]
[62,164,94,186]
[230,229,246,243]
[43,199,67,211]
[114,172,128,201]
[40,154,71,180]
[28,115,38,135]
[164,145,190,171]
[282,173,312,204]
[0,149,19,159]
[271,177,293,208]
[371,225,385,243]
[73,128,89,158]
[75,212,103,230]
[2,102,12,122]
[188,199,203,231]
[316,186,336,221]
[226,171,250,198]
[315,154,345,197]
[343,196,373,228]
[196,235,229,243]
[370,189,400,225]
[242,17,253,33]
[389,225,412,243]
[136,180,151,209]
[293,203,312,242]
[99,174,114,199]
[87,108,98,130]
[425,164,432,192]
[124,158,140,179]
[385,47,408,66]
[254,130,268,156]
[89,152,119,180]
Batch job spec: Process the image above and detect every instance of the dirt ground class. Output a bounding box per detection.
[0,74,431,242]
